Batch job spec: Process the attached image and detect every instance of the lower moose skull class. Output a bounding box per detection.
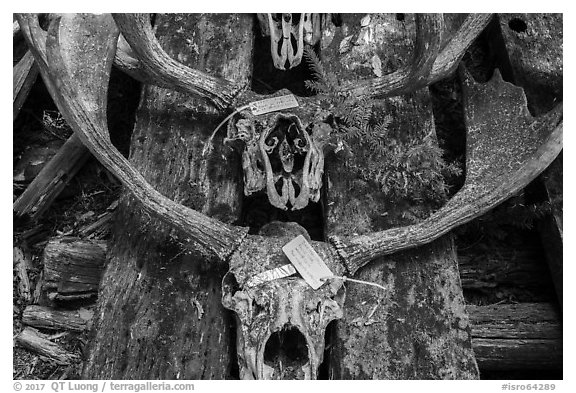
[222,231,346,380]
[225,107,334,211]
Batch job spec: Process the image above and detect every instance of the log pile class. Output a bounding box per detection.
[14,238,104,367]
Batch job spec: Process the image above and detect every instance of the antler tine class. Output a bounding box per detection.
[112,13,243,110]
[17,13,247,262]
[331,69,562,275]
[340,13,494,100]
[340,13,444,100]
[428,13,494,83]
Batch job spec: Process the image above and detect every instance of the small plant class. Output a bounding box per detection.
[303,48,462,207]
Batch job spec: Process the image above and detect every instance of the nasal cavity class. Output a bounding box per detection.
[264,325,309,379]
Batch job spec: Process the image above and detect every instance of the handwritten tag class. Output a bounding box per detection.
[282,235,333,289]
[244,264,297,288]
[249,94,299,116]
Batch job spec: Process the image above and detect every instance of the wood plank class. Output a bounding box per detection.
[15,327,79,365]
[22,305,93,332]
[469,302,561,370]
[13,133,91,220]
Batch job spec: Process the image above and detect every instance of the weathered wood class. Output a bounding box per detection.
[323,14,478,379]
[495,13,563,308]
[468,303,562,370]
[22,305,93,332]
[42,237,107,301]
[15,327,79,365]
[13,133,90,220]
[83,14,254,379]
[14,247,33,304]
[13,50,39,121]
[78,211,113,239]
[458,244,550,290]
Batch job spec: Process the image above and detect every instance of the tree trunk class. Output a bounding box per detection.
[323,14,479,379]
[83,14,253,379]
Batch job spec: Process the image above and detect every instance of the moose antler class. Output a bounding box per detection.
[16,13,248,261]
[112,13,244,110]
[330,67,563,275]
[340,13,494,100]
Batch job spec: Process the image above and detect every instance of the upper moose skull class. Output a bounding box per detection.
[225,95,335,211]
[221,223,346,379]
[257,13,326,70]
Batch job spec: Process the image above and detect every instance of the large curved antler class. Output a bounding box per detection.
[16,13,248,262]
[331,68,563,275]
[112,13,244,110]
[340,13,494,100]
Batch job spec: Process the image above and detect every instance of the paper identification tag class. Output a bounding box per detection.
[249,94,299,116]
[244,264,297,288]
[282,235,333,290]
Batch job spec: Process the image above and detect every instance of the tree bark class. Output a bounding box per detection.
[322,14,479,379]
[83,14,253,379]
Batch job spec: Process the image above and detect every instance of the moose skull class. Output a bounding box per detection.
[225,99,335,211]
[221,227,346,379]
[257,13,325,70]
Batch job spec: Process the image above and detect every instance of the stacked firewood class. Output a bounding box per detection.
[13,238,106,369]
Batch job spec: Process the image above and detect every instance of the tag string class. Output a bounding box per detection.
[202,104,252,157]
[321,275,387,291]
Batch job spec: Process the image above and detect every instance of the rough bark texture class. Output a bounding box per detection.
[495,13,563,308]
[323,14,478,379]
[42,237,107,302]
[83,14,253,379]
[13,134,91,220]
[468,303,562,370]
